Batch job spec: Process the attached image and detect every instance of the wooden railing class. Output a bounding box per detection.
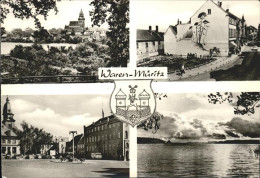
[1,75,102,84]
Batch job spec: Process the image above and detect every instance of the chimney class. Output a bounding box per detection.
[219,2,222,7]
[180,21,182,24]
[149,26,152,31]
[155,25,158,32]
[226,9,229,12]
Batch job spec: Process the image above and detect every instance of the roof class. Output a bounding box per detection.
[73,134,83,146]
[1,124,17,137]
[191,0,241,20]
[169,26,177,35]
[137,29,164,42]
[69,21,80,26]
[139,89,150,98]
[67,134,83,147]
[115,89,126,98]
[84,115,119,129]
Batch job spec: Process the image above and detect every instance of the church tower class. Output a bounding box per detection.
[78,9,85,29]
[2,96,16,129]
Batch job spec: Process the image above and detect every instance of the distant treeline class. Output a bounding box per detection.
[137,137,165,144]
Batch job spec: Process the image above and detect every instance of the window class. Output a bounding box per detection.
[2,139,5,143]
[94,127,96,132]
[208,9,211,15]
[86,146,88,151]
[152,41,155,46]
[137,43,139,49]
[109,134,112,139]
[12,140,16,144]
[101,125,103,130]
[158,41,161,45]
[125,131,128,139]
[98,136,100,141]
[98,126,100,131]
[7,139,11,144]
[145,42,148,48]
[109,124,111,129]
[118,132,120,138]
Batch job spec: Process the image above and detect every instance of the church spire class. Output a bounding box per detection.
[2,96,15,128]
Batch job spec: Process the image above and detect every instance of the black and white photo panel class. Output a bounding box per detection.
[135,0,260,81]
[1,0,129,84]
[1,94,129,177]
[137,92,260,177]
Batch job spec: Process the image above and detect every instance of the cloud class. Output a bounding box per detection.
[9,99,39,114]
[62,113,98,127]
[138,112,247,141]
[225,117,260,138]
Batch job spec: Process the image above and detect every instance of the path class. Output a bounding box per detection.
[165,46,254,81]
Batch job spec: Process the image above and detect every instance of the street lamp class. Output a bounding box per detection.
[69,131,77,160]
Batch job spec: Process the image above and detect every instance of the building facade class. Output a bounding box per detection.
[64,9,86,35]
[1,97,20,157]
[164,0,246,56]
[137,26,164,61]
[83,115,129,160]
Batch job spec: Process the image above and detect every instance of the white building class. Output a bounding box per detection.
[164,0,245,57]
[1,97,20,157]
[137,26,164,61]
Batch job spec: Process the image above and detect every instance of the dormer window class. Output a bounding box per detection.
[208,9,211,15]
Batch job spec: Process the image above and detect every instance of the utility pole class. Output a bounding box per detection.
[69,131,77,160]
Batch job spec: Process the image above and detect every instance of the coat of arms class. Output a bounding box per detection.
[110,80,156,127]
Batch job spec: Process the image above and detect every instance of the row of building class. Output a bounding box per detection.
[2,9,107,43]
[137,0,258,61]
[1,97,129,161]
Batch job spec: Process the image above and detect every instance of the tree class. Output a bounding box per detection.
[18,121,53,155]
[257,24,260,42]
[194,12,210,45]
[89,0,129,67]
[138,93,167,133]
[33,28,53,43]
[1,27,6,36]
[208,92,260,115]
[1,0,58,28]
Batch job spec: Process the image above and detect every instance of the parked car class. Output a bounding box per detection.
[35,154,42,159]
[29,154,35,159]
[91,153,102,159]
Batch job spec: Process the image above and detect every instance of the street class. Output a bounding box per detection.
[2,159,129,178]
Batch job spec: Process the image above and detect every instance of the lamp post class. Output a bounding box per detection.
[69,131,77,160]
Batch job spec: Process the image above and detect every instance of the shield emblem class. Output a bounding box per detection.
[110,80,156,127]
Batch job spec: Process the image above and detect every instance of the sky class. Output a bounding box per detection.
[133,0,260,32]
[1,95,111,140]
[138,93,260,141]
[2,0,108,31]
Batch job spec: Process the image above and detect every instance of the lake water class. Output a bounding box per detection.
[138,144,259,177]
[1,42,78,55]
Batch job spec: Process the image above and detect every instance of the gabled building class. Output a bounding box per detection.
[164,0,247,56]
[137,26,164,61]
[1,97,20,157]
[64,9,86,35]
[84,115,129,160]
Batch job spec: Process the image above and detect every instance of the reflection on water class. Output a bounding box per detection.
[138,144,259,177]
